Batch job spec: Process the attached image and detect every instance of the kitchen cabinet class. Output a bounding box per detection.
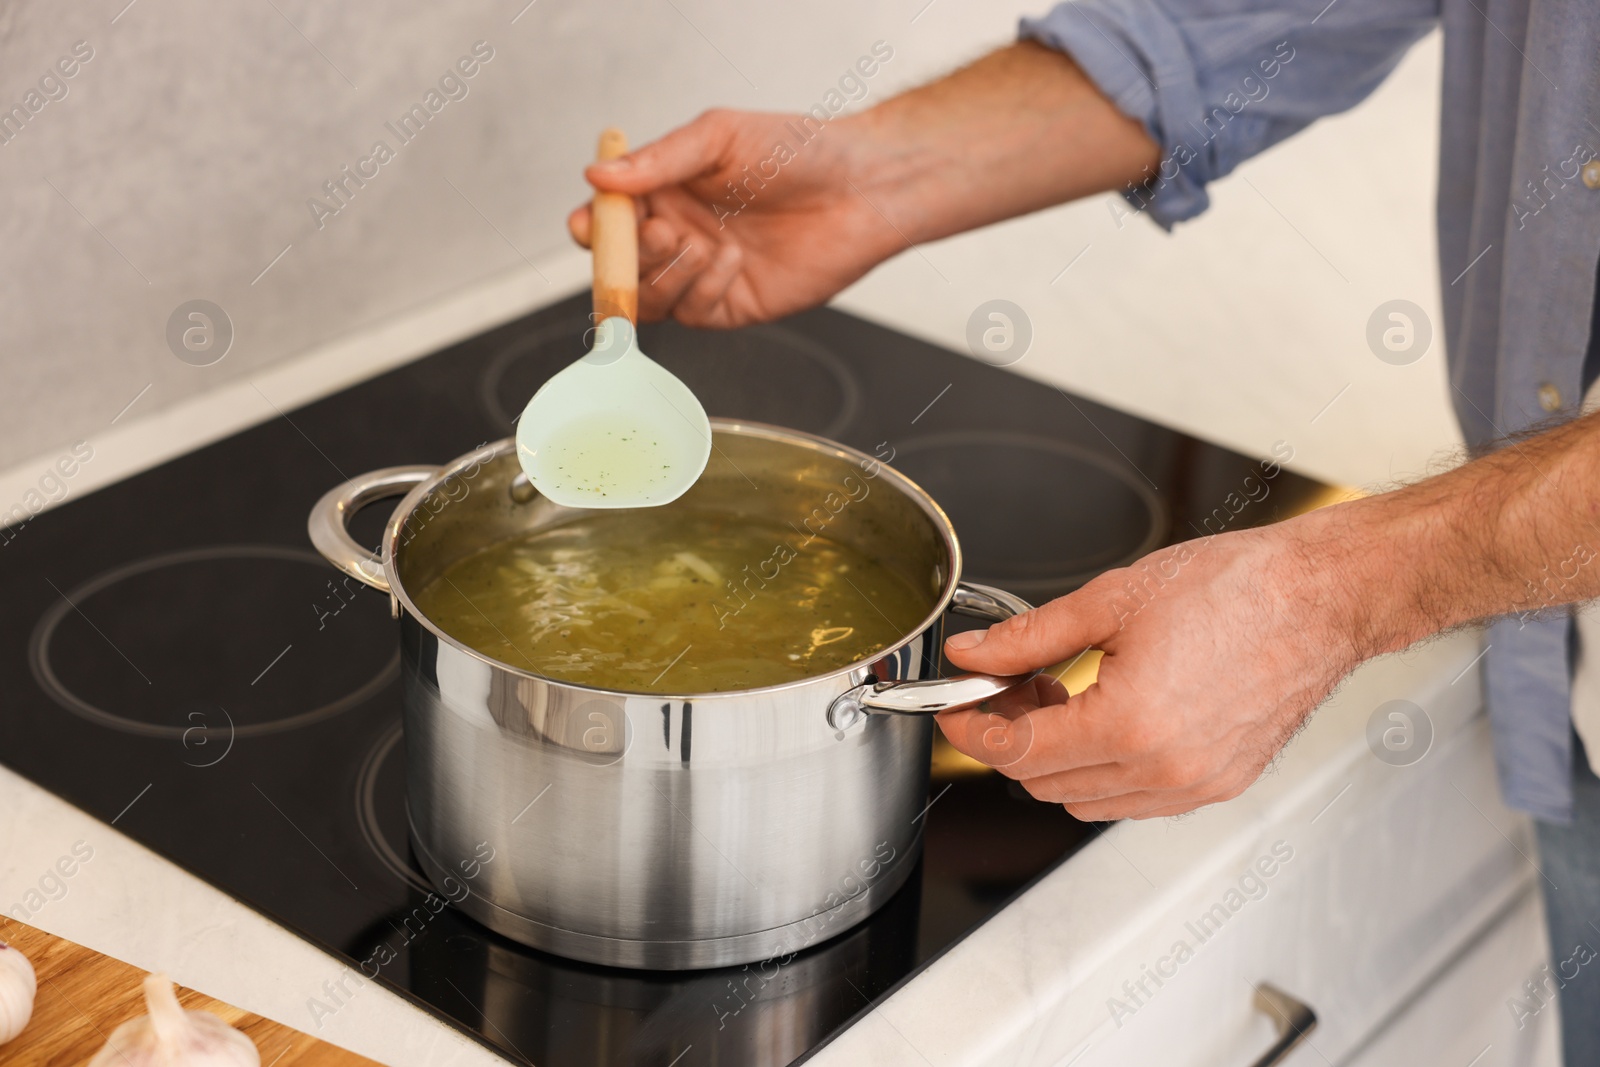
[1065,716,1539,1067]
[1342,884,1557,1067]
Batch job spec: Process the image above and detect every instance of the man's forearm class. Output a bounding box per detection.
[844,42,1159,246]
[1311,413,1600,657]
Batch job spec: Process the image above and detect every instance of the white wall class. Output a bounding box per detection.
[0,1,948,457]
[0,0,1452,494]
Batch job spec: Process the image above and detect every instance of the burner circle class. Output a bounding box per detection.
[891,432,1166,597]
[356,720,433,893]
[480,316,862,439]
[29,545,399,740]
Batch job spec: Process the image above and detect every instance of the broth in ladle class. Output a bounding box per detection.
[413,510,933,694]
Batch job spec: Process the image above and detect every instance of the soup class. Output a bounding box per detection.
[412,510,934,693]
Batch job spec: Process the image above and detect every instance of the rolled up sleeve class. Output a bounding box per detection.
[1022,0,1438,227]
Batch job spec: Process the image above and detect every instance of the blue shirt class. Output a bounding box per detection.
[1023,0,1600,821]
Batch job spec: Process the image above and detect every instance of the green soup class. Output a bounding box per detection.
[412,510,934,693]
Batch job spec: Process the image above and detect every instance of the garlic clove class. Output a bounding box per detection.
[0,940,38,1045]
[88,973,260,1067]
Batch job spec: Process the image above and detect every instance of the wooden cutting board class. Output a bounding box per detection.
[0,918,380,1066]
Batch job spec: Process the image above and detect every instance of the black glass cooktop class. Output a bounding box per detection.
[0,295,1331,1065]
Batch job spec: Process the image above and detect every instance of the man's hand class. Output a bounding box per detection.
[568,44,1159,328]
[567,110,897,328]
[938,517,1369,821]
[940,405,1600,819]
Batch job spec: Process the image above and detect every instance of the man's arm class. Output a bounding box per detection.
[568,43,1156,326]
[572,0,1437,326]
[1341,409,1600,649]
[844,42,1160,246]
[938,413,1600,821]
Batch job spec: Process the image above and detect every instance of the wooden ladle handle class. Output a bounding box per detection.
[591,128,638,324]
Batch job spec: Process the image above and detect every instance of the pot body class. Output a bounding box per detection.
[401,605,935,969]
[311,422,1028,969]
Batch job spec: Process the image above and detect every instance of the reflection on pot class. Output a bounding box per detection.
[396,867,922,1066]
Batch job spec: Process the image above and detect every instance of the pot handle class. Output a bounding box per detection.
[827,581,1039,730]
[307,466,437,593]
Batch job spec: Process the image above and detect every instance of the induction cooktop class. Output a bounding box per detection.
[0,295,1332,1065]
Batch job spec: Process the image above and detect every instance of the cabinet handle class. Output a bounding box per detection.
[1246,984,1317,1067]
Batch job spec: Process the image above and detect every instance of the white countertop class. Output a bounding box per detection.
[0,29,1476,1067]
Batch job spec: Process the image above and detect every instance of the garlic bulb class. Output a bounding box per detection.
[0,940,37,1044]
[88,974,259,1067]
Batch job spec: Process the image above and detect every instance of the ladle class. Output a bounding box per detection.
[515,129,711,508]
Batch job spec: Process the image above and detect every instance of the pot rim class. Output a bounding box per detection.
[382,419,967,702]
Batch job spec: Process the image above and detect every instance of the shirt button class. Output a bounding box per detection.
[1584,160,1600,189]
[1539,383,1563,411]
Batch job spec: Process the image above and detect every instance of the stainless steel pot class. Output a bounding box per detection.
[308,421,1032,969]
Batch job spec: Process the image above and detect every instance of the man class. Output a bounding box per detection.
[568,0,1600,1057]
